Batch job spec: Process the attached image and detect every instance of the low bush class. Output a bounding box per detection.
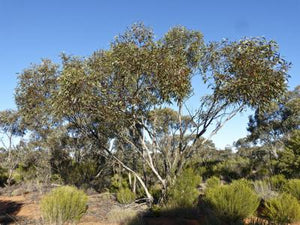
[205,176,221,189]
[149,183,163,202]
[205,179,260,224]
[50,173,64,184]
[67,160,99,188]
[231,178,252,188]
[110,173,129,192]
[269,174,287,191]
[167,168,201,208]
[116,188,136,204]
[284,179,300,200]
[263,193,300,224]
[215,157,251,181]
[40,186,88,225]
[0,166,8,187]
[10,166,25,184]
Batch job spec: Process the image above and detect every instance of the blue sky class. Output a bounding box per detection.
[0,0,299,148]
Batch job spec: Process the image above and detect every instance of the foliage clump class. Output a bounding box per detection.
[283,179,300,200]
[263,193,300,224]
[205,179,260,224]
[40,186,88,225]
[116,187,136,204]
[0,166,8,187]
[276,130,300,178]
[166,168,201,208]
[215,157,251,181]
[205,176,221,189]
[110,174,129,192]
[150,183,163,203]
[269,175,287,191]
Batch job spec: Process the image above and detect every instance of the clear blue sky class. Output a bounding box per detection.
[0,0,299,148]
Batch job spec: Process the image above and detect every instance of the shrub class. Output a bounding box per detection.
[263,193,300,224]
[205,180,260,224]
[12,172,23,184]
[50,173,64,184]
[205,176,221,189]
[216,157,251,181]
[276,130,300,178]
[0,166,8,187]
[269,175,287,191]
[116,188,136,204]
[110,173,129,192]
[150,183,163,202]
[284,179,300,200]
[40,186,88,225]
[67,160,99,188]
[231,178,252,188]
[167,168,201,208]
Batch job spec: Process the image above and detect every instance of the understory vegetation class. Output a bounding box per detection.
[0,23,299,224]
[40,186,88,225]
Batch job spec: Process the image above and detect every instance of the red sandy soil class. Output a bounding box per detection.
[0,191,299,225]
[0,192,121,225]
[0,192,202,225]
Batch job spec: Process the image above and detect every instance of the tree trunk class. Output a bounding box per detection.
[133,174,136,194]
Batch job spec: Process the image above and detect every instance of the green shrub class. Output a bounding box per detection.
[150,183,163,202]
[215,157,251,181]
[284,179,300,200]
[269,175,287,191]
[205,180,260,224]
[167,168,201,208]
[0,166,8,187]
[110,173,129,192]
[263,193,300,224]
[276,130,300,178]
[40,186,88,225]
[11,166,25,184]
[116,188,136,204]
[231,178,252,188]
[50,173,64,184]
[205,176,221,189]
[67,160,99,187]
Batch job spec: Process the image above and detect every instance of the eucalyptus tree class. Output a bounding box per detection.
[276,129,300,178]
[15,23,290,202]
[244,85,300,159]
[0,110,25,185]
[14,60,111,184]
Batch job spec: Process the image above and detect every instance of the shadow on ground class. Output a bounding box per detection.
[124,206,264,225]
[0,200,23,224]
[125,207,205,225]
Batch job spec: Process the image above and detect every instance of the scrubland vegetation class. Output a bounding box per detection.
[0,23,299,224]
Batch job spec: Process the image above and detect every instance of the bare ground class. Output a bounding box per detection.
[1,185,300,225]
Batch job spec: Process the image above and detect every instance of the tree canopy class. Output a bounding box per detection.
[11,23,291,202]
